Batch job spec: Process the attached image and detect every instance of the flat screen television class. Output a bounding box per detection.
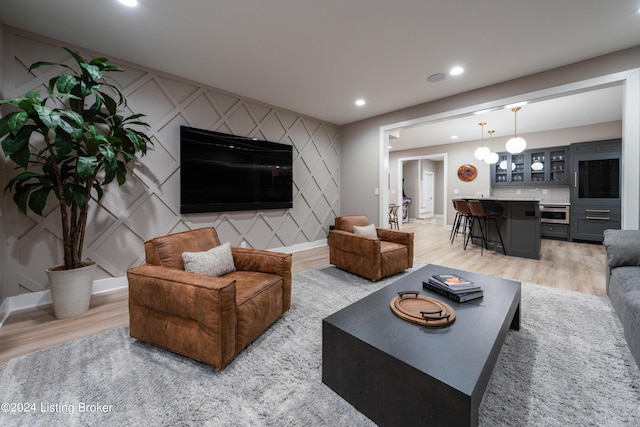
[180,126,293,214]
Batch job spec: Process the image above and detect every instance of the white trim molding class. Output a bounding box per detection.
[0,276,128,328]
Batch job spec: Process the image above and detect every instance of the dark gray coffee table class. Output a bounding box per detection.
[322,264,521,427]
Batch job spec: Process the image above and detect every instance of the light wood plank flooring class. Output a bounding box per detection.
[0,218,606,365]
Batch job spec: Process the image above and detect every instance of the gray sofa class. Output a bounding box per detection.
[603,229,640,368]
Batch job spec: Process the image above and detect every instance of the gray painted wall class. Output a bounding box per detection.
[339,122,379,218]
[0,26,339,301]
[340,46,640,228]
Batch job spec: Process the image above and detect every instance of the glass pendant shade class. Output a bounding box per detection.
[474,146,490,160]
[484,152,499,164]
[506,136,526,154]
[474,122,490,160]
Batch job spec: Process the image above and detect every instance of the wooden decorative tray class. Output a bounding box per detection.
[390,291,456,327]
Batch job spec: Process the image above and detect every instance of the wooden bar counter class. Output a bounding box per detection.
[465,198,541,260]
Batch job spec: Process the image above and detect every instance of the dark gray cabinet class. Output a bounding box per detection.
[491,146,569,186]
[492,152,526,185]
[468,199,541,259]
[570,139,621,242]
[541,223,569,240]
[505,200,541,259]
[528,146,569,185]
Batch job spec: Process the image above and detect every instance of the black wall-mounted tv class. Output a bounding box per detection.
[180,126,293,214]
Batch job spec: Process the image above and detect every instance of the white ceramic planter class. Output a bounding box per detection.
[46,261,96,319]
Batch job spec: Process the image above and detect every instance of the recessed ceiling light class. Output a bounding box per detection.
[427,73,447,83]
[118,0,138,7]
[355,99,366,106]
[451,135,459,140]
[449,66,464,76]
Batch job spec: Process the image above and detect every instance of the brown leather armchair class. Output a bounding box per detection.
[127,228,292,371]
[329,215,414,281]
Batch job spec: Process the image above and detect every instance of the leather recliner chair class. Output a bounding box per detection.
[127,228,292,370]
[328,215,414,281]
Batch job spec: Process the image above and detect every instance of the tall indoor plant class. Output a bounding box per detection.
[0,48,151,318]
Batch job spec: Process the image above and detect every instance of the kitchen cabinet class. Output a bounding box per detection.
[528,147,569,185]
[467,199,541,259]
[492,152,525,185]
[541,223,569,240]
[570,139,621,242]
[491,146,569,186]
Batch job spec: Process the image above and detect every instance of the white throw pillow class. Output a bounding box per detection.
[182,242,236,277]
[353,223,378,238]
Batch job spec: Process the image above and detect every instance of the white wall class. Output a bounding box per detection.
[0,26,340,302]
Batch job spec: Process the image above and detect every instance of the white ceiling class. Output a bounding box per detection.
[391,85,624,152]
[0,0,638,129]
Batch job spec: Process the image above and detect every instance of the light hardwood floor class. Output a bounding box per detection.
[0,218,606,365]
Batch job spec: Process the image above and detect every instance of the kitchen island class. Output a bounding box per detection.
[465,198,541,260]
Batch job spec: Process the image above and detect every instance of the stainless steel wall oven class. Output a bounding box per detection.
[540,204,570,224]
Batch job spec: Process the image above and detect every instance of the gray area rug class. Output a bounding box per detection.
[1,265,640,426]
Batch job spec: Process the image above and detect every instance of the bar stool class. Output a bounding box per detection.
[449,199,461,243]
[388,204,400,230]
[467,200,506,255]
[451,199,473,248]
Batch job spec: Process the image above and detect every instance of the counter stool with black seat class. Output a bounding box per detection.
[467,200,506,255]
[451,199,473,248]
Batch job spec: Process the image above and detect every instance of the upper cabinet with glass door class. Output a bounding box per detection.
[492,146,569,186]
[529,150,546,183]
[548,148,569,184]
[528,147,569,185]
[492,152,526,186]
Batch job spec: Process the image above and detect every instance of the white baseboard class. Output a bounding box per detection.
[0,240,329,328]
[270,238,328,254]
[0,298,12,328]
[0,276,129,328]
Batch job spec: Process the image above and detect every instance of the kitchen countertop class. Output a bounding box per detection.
[538,202,571,206]
[464,198,571,205]
[463,197,542,202]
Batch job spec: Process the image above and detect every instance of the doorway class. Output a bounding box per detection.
[420,170,434,218]
[396,154,446,223]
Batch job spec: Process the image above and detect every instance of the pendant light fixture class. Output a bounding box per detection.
[484,129,499,165]
[474,122,490,160]
[505,106,526,154]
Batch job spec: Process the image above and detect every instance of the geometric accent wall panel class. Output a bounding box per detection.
[0,28,339,301]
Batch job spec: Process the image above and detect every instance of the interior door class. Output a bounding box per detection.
[420,171,434,218]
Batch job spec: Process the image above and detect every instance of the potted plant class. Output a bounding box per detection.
[0,48,151,319]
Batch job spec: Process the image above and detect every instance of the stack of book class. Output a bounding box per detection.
[423,273,484,303]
